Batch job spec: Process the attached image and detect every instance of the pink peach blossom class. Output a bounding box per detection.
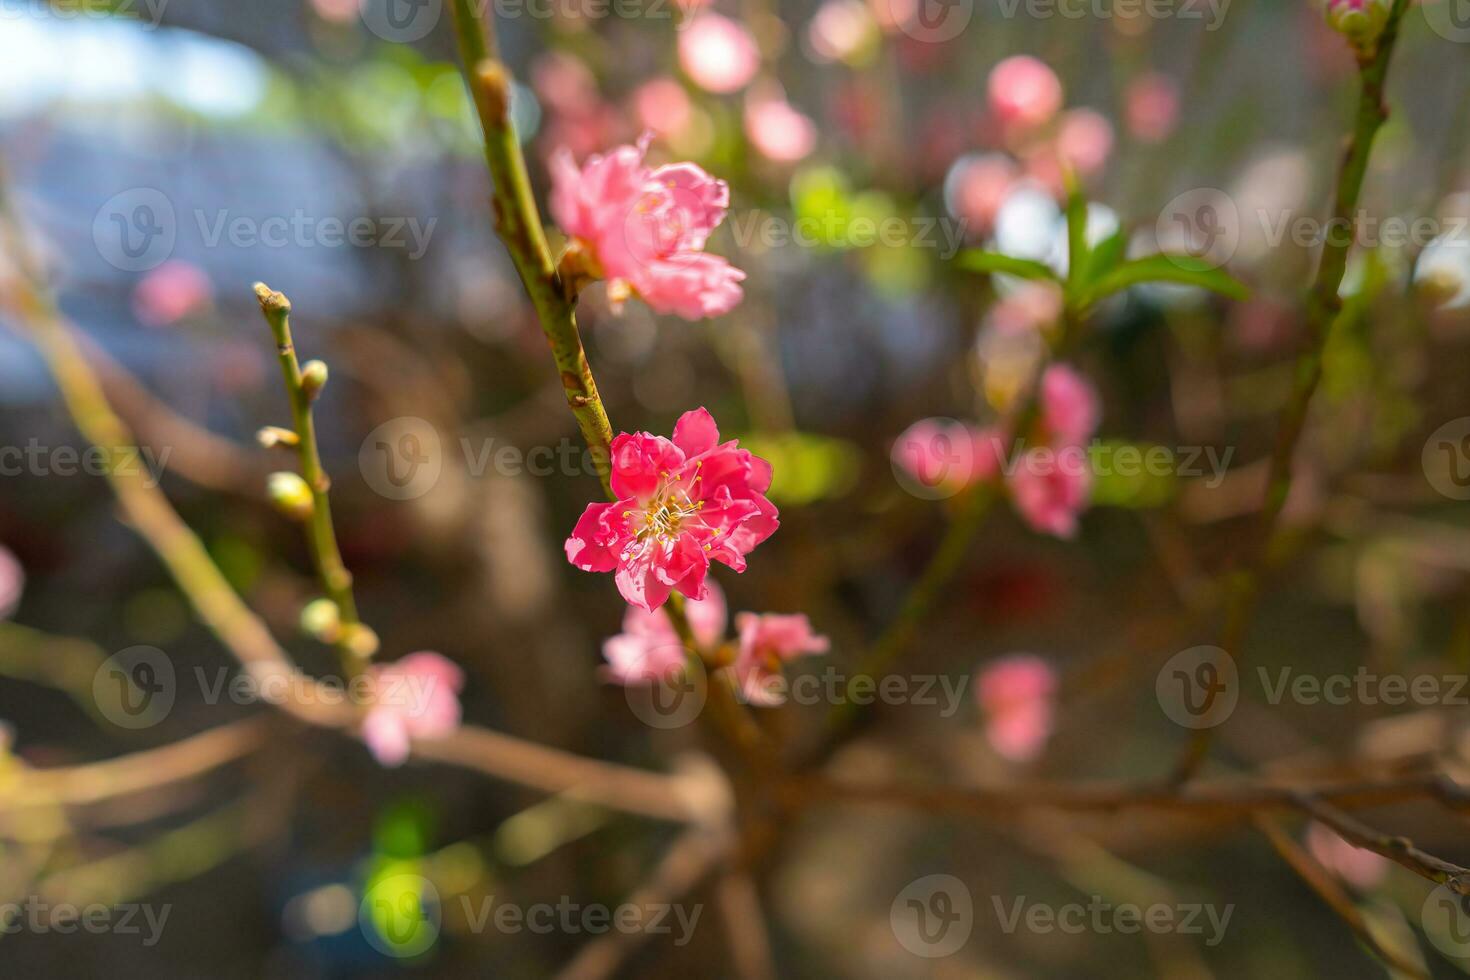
[0,546,23,620]
[679,14,760,94]
[566,408,779,611]
[744,92,818,163]
[733,611,829,705]
[1009,445,1092,539]
[362,652,465,767]
[975,654,1056,761]
[1125,73,1180,143]
[987,56,1063,133]
[132,260,212,327]
[892,418,994,495]
[602,582,727,683]
[945,153,1018,236]
[550,135,745,320]
[1305,822,1389,890]
[632,78,693,137]
[1039,363,1101,446]
[1055,108,1114,177]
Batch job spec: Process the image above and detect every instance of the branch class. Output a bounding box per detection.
[254,282,374,668]
[1171,0,1411,782]
[1253,814,1427,978]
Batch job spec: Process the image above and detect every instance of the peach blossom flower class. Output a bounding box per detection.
[565,408,779,611]
[0,546,23,620]
[744,91,817,163]
[549,135,745,319]
[1125,73,1180,143]
[1055,108,1114,177]
[362,652,464,767]
[987,56,1062,133]
[602,582,727,683]
[733,612,829,705]
[945,153,1019,237]
[679,14,760,94]
[976,654,1056,761]
[132,260,212,327]
[1305,822,1389,890]
[632,78,693,137]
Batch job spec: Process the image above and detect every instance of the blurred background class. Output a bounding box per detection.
[2,0,1470,975]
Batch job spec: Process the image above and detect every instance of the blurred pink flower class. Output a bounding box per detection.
[1039,363,1101,446]
[310,0,357,22]
[1125,73,1180,143]
[987,56,1063,133]
[1055,108,1114,177]
[679,14,760,94]
[0,546,23,620]
[945,154,1018,236]
[975,654,1056,761]
[892,418,1000,495]
[1305,822,1389,890]
[549,134,745,319]
[602,582,727,683]
[632,78,693,137]
[990,282,1064,335]
[565,408,779,611]
[807,0,876,63]
[733,611,829,705]
[532,52,600,116]
[362,652,464,767]
[744,91,817,163]
[132,260,212,327]
[1009,446,1092,539]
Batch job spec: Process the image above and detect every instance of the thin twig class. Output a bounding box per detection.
[1253,814,1427,978]
[254,282,372,669]
[1171,0,1412,782]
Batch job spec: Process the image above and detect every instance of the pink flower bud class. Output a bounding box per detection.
[987,56,1063,133]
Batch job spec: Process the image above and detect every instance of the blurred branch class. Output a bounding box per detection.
[0,159,712,827]
[1172,0,1412,782]
[1253,814,1427,978]
[554,826,731,980]
[715,869,777,980]
[1291,793,1470,895]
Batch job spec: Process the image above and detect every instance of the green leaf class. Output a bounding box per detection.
[1078,254,1249,308]
[954,250,1059,282]
[1075,226,1128,290]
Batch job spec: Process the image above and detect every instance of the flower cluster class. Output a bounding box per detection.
[600,581,829,705]
[894,362,1101,539]
[550,135,745,321]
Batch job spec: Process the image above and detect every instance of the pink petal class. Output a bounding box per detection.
[673,407,721,457]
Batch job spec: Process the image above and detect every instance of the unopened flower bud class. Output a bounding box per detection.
[343,623,380,659]
[300,360,328,400]
[300,598,341,642]
[1414,234,1470,309]
[256,426,299,449]
[267,472,314,521]
[1323,0,1390,50]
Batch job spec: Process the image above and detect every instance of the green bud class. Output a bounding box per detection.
[256,426,299,449]
[267,472,314,521]
[342,623,380,659]
[300,598,341,642]
[301,360,329,400]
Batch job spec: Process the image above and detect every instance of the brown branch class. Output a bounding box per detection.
[1253,814,1427,978]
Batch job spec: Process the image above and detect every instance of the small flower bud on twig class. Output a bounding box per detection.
[300,360,329,401]
[256,426,300,449]
[300,597,342,642]
[267,472,315,521]
[343,623,380,659]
